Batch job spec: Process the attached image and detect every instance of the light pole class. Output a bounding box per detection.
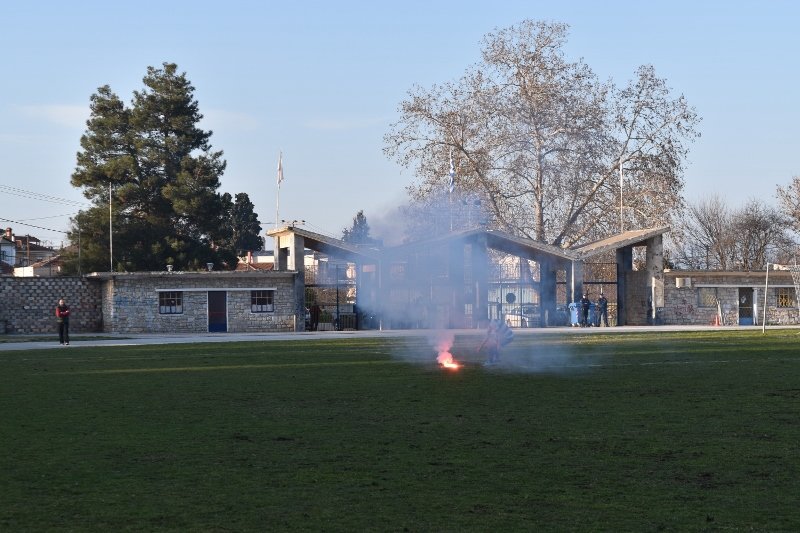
[108,183,113,272]
[619,155,624,232]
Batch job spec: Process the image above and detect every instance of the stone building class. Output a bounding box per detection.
[87,270,302,334]
[663,270,798,326]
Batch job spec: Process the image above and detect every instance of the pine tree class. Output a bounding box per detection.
[225,192,264,256]
[342,210,373,245]
[64,63,256,272]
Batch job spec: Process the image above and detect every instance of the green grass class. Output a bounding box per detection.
[2,330,800,531]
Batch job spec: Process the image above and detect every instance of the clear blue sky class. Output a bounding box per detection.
[1,0,798,247]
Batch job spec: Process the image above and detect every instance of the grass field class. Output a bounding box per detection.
[2,330,800,531]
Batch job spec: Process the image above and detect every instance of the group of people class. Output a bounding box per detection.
[578,292,609,327]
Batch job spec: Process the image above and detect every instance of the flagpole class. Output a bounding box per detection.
[276,151,283,229]
[449,149,455,232]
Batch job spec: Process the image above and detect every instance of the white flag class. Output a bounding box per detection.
[448,149,455,194]
[277,152,284,186]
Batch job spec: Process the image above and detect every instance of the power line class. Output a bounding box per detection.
[0,217,68,234]
[17,212,80,222]
[0,184,89,207]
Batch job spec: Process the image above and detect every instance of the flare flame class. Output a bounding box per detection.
[437,351,460,370]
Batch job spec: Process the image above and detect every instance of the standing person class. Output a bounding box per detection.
[55,298,70,345]
[597,293,609,327]
[310,304,321,331]
[479,319,514,365]
[580,293,591,327]
[479,320,500,365]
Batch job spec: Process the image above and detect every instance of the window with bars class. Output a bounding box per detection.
[697,287,718,307]
[159,291,183,314]
[251,290,275,313]
[776,287,796,308]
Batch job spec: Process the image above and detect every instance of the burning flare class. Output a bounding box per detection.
[437,351,460,370]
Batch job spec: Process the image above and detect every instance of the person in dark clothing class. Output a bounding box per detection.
[310,304,321,331]
[55,298,70,345]
[580,293,591,327]
[597,294,609,327]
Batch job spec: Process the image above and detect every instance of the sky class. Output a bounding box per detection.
[1,0,799,247]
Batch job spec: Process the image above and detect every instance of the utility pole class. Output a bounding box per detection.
[619,156,624,233]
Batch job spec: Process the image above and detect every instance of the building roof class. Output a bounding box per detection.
[268,225,670,268]
[268,225,382,262]
[86,270,294,280]
[235,261,274,272]
[570,226,671,260]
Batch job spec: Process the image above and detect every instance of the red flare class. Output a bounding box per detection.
[437,351,460,370]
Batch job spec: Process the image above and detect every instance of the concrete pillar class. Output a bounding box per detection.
[472,234,489,328]
[646,235,664,323]
[570,260,584,304]
[540,258,558,327]
[448,240,465,328]
[286,234,305,272]
[273,235,288,271]
[273,232,305,331]
[616,246,633,326]
[378,258,391,330]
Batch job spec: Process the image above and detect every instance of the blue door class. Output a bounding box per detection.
[738,288,753,326]
[208,291,227,332]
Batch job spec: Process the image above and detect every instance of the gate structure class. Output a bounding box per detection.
[269,225,669,329]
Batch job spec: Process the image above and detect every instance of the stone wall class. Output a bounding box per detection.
[0,276,103,334]
[90,270,300,334]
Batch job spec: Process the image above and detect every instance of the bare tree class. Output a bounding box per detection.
[733,199,796,268]
[672,196,793,270]
[777,175,800,233]
[384,20,700,247]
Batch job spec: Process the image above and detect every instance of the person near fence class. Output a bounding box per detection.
[55,298,70,345]
[310,304,321,331]
[597,293,609,327]
[580,293,591,327]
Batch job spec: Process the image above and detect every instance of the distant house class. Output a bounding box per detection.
[1,228,15,273]
[7,228,57,267]
[235,250,274,272]
[14,254,64,277]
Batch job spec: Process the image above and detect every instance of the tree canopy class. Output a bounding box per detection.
[63,63,262,273]
[384,20,700,246]
[342,210,375,245]
[671,196,794,270]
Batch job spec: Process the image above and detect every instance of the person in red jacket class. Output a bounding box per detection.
[55,298,70,345]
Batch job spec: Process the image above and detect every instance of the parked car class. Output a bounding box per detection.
[504,304,539,328]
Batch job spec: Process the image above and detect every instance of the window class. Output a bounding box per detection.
[159,291,183,314]
[251,290,274,313]
[776,287,796,308]
[697,287,718,308]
